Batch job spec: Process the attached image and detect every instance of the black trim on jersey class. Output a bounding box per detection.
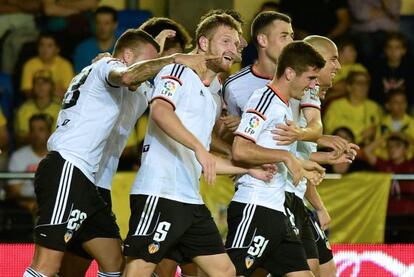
[105,77,120,88]
[171,64,186,79]
[255,88,275,115]
[222,66,252,100]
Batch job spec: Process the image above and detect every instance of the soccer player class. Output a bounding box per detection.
[23,28,214,277]
[226,41,326,276]
[223,11,294,118]
[122,14,276,277]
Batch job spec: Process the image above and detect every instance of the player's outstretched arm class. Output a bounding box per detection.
[213,155,276,183]
[108,53,219,88]
[151,98,216,184]
[232,135,304,185]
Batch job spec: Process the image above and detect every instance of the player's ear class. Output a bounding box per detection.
[285,67,296,81]
[198,36,209,52]
[257,33,267,48]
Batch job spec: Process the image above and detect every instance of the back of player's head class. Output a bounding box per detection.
[200,9,245,26]
[139,17,193,51]
[113,28,160,56]
[276,41,325,79]
[251,11,291,46]
[95,6,118,22]
[303,35,336,55]
[195,13,242,42]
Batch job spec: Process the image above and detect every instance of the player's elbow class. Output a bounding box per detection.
[232,140,249,163]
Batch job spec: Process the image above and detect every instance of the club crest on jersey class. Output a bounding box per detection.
[161,80,177,97]
[148,241,160,254]
[245,255,255,269]
[64,230,73,243]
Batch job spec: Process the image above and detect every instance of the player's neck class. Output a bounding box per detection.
[254,56,276,78]
[269,79,290,102]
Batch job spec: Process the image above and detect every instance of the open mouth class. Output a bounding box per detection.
[223,55,233,62]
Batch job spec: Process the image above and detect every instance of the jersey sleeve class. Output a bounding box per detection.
[98,58,127,88]
[151,64,187,110]
[300,87,321,109]
[235,91,270,142]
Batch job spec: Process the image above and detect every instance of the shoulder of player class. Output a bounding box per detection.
[244,86,280,118]
[223,65,252,90]
[157,63,192,86]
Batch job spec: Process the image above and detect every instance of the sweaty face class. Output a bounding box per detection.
[317,43,341,98]
[291,66,320,100]
[206,25,240,73]
[95,13,117,41]
[264,20,294,62]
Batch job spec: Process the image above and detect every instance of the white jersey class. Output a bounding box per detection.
[223,65,271,116]
[286,87,321,199]
[209,75,224,121]
[95,81,154,190]
[131,64,217,204]
[48,57,133,182]
[233,84,296,212]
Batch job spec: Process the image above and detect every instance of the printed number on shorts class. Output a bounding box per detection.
[67,209,87,231]
[247,235,269,258]
[153,221,171,242]
[62,68,92,109]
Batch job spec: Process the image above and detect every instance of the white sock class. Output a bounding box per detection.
[23,267,47,277]
[97,271,122,277]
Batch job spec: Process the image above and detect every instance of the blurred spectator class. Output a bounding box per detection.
[0,0,41,74]
[0,72,13,120]
[328,37,368,102]
[348,0,401,66]
[41,0,99,59]
[400,0,414,53]
[363,135,414,222]
[6,114,51,214]
[377,89,414,159]
[241,1,281,67]
[324,71,383,145]
[280,0,350,39]
[15,70,60,146]
[20,33,74,100]
[139,17,193,56]
[73,6,118,73]
[0,108,9,171]
[370,32,414,109]
[325,127,370,174]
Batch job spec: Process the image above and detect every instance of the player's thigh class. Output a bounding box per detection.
[60,251,92,277]
[193,253,235,277]
[82,237,124,272]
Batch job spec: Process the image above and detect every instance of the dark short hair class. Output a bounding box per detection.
[139,17,192,51]
[386,88,407,102]
[113,29,160,55]
[276,41,325,78]
[195,13,242,42]
[384,31,407,49]
[387,135,409,148]
[29,114,53,132]
[251,11,291,46]
[346,71,371,84]
[95,6,118,22]
[200,9,245,26]
[332,127,355,142]
[38,32,59,47]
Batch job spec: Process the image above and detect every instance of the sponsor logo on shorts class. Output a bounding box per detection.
[245,255,255,269]
[148,241,160,254]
